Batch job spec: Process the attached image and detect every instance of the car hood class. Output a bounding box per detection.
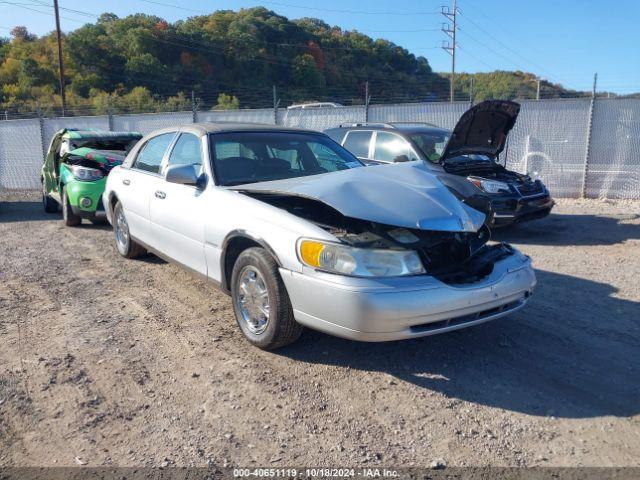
[67,147,126,166]
[439,100,520,163]
[231,162,485,232]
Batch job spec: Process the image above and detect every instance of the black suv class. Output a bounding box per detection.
[325,100,554,227]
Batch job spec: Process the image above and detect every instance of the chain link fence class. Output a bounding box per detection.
[1,98,639,199]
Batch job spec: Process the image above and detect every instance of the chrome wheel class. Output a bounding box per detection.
[235,266,270,335]
[115,207,129,254]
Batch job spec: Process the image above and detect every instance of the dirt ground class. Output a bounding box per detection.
[0,192,639,469]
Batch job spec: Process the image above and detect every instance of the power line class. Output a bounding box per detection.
[0,1,90,24]
[139,0,440,16]
[457,9,564,85]
[246,0,441,16]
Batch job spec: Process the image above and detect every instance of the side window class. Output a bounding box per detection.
[132,133,175,174]
[166,133,202,174]
[343,131,372,158]
[373,132,418,162]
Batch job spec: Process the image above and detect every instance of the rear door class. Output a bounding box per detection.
[149,132,208,275]
[118,132,176,246]
[371,131,420,163]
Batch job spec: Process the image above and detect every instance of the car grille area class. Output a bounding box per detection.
[409,296,528,334]
[515,180,545,197]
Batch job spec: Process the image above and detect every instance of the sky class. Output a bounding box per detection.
[1,0,639,94]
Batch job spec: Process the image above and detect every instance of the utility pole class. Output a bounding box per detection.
[53,0,66,116]
[536,78,541,100]
[469,75,474,105]
[441,0,458,102]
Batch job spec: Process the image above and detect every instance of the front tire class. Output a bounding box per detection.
[230,247,303,350]
[113,201,146,259]
[62,185,81,226]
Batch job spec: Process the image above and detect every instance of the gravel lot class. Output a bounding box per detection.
[0,192,639,468]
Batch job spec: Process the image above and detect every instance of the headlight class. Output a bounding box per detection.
[298,239,425,277]
[70,165,104,182]
[467,177,510,194]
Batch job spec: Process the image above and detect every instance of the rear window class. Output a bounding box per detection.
[342,131,372,158]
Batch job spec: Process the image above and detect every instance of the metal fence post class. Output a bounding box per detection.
[37,103,47,162]
[581,73,597,199]
[191,91,198,123]
[107,98,114,132]
[364,81,371,122]
[272,86,280,125]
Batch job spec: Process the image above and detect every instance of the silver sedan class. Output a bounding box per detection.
[103,123,536,349]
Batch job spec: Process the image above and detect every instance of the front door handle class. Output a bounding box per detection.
[155,191,166,199]
[122,179,130,186]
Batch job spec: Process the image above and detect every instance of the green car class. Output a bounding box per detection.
[41,129,142,226]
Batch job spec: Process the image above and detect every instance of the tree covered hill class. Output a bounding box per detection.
[0,7,591,116]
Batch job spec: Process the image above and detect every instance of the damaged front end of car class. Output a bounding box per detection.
[233,162,522,285]
[59,147,126,216]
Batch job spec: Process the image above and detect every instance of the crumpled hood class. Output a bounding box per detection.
[231,162,486,232]
[68,147,126,166]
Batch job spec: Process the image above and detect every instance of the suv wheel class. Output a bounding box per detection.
[62,185,81,226]
[113,201,146,258]
[231,247,303,350]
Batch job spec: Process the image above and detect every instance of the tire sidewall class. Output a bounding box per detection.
[113,202,131,256]
[62,185,70,222]
[231,249,287,348]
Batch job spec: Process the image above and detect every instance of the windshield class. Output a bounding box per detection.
[409,132,451,163]
[209,132,364,186]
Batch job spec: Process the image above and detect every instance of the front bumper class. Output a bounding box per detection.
[65,177,107,218]
[490,194,555,227]
[280,251,536,341]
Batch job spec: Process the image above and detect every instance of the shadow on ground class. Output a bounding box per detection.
[0,200,111,230]
[278,269,640,420]
[0,201,51,223]
[493,212,640,246]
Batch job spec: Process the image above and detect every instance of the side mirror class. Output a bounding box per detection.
[394,154,410,163]
[165,164,202,187]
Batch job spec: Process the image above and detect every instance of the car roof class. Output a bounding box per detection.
[62,129,142,139]
[326,122,451,136]
[146,122,322,137]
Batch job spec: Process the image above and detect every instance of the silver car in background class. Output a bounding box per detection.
[103,123,536,350]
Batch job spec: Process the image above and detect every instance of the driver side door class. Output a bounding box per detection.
[149,132,208,275]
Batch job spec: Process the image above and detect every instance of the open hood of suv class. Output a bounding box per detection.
[232,162,486,232]
[439,100,520,163]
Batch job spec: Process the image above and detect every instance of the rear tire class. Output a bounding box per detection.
[61,185,81,226]
[42,182,59,213]
[230,247,303,350]
[113,201,146,259]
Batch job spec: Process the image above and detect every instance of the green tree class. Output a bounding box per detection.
[292,53,325,88]
[214,93,239,110]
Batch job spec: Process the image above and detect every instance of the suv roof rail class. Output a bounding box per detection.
[387,121,441,128]
[337,122,396,128]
